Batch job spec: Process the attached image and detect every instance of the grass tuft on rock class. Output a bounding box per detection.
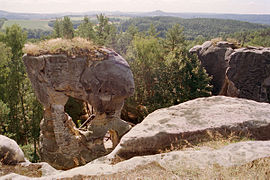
[23,37,108,61]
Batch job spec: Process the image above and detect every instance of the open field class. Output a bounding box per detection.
[1,20,53,30]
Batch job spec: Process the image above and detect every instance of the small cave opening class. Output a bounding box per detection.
[64,97,94,128]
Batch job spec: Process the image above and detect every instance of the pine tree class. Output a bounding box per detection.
[62,16,74,39]
[53,18,61,38]
[96,14,112,45]
[77,16,96,41]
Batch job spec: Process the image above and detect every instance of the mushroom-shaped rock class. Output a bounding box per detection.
[0,135,25,165]
[23,38,135,169]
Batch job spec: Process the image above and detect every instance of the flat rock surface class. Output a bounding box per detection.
[110,96,270,159]
[3,140,270,179]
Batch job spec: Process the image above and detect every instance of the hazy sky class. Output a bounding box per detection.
[1,0,270,14]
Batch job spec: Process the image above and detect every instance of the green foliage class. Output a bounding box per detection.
[164,24,186,51]
[76,16,96,41]
[228,28,270,47]
[164,49,212,103]
[20,144,40,163]
[24,28,52,40]
[52,16,74,39]
[62,16,74,39]
[0,25,42,148]
[95,14,116,46]
[126,24,212,114]
[0,100,10,134]
[4,25,27,59]
[0,42,11,101]
[120,16,268,40]
[115,24,138,55]
[53,19,61,38]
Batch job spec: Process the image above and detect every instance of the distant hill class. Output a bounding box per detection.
[1,9,270,25]
[0,18,6,28]
[119,16,269,40]
[134,10,270,25]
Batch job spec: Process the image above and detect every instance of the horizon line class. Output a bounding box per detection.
[1,9,270,16]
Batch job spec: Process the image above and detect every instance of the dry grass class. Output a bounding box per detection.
[0,163,42,177]
[23,37,108,62]
[211,37,241,48]
[58,157,270,180]
[173,157,270,180]
[159,129,254,154]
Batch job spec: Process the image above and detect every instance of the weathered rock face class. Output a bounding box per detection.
[0,135,25,165]
[2,96,270,179]
[4,138,270,179]
[190,41,236,94]
[23,48,134,170]
[190,42,270,102]
[108,96,270,159]
[226,47,270,102]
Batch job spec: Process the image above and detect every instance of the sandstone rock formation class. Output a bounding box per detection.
[47,141,270,179]
[3,134,270,179]
[190,41,270,102]
[108,96,270,159]
[226,47,270,102]
[0,135,25,165]
[189,41,236,94]
[23,48,134,170]
[2,96,270,179]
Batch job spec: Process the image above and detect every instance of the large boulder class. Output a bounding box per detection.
[3,140,270,179]
[23,39,135,170]
[189,41,236,94]
[0,135,25,165]
[190,42,270,102]
[108,96,270,159]
[2,96,270,179]
[225,47,270,102]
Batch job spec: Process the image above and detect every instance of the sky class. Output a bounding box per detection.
[1,0,270,14]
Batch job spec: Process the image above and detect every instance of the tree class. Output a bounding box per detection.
[163,24,212,103]
[53,18,61,38]
[127,34,164,111]
[0,42,11,135]
[76,16,96,41]
[115,24,138,55]
[95,14,112,45]
[62,16,74,39]
[164,24,186,51]
[1,24,28,143]
[164,49,212,104]
[125,25,212,120]
[0,42,11,101]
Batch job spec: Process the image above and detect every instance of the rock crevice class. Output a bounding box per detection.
[190,41,270,102]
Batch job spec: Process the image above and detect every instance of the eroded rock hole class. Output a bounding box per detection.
[64,97,94,128]
[103,129,119,151]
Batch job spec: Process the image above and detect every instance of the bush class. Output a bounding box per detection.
[20,144,40,163]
